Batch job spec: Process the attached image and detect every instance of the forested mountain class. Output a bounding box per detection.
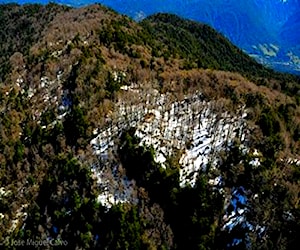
[2,0,300,74]
[0,3,299,249]
[0,3,70,81]
[52,0,300,74]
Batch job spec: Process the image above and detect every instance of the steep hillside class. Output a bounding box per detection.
[141,13,300,97]
[0,3,299,249]
[0,3,70,81]
[141,13,268,74]
[1,0,300,73]
[93,0,300,74]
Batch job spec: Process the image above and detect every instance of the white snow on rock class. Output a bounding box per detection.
[91,164,138,209]
[8,204,28,233]
[249,148,262,167]
[249,158,261,167]
[287,158,300,166]
[90,88,250,207]
[131,94,248,187]
[0,187,11,200]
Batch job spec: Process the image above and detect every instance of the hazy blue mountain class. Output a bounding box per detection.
[1,0,299,74]
[95,0,300,73]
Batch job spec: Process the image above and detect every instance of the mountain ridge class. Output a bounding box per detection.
[1,0,300,73]
[43,0,300,74]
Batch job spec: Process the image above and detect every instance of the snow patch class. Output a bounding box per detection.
[90,89,249,208]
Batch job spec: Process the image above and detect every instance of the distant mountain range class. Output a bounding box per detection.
[1,0,298,74]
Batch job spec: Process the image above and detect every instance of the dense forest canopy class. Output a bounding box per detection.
[0,3,299,249]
